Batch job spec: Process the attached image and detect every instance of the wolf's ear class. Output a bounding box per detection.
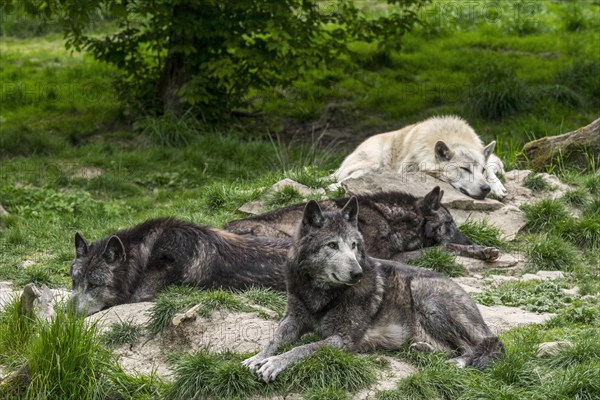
[483,141,496,162]
[435,141,454,162]
[303,200,324,229]
[75,232,89,258]
[419,186,442,212]
[342,197,359,226]
[102,235,126,264]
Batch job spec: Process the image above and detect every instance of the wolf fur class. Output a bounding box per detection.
[243,198,504,381]
[225,187,473,259]
[69,218,289,316]
[335,115,507,199]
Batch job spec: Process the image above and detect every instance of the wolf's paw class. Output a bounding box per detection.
[410,342,435,353]
[482,246,501,261]
[241,354,266,372]
[490,184,507,200]
[449,356,468,368]
[254,355,287,383]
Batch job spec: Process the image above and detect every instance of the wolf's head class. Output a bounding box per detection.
[416,186,472,246]
[434,140,496,200]
[68,232,128,316]
[293,197,366,287]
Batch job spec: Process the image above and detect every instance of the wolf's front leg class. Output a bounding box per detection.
[253,334,344,382]
[242,316,304,372]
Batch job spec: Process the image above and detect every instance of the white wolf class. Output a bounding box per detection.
[335,115,507,200]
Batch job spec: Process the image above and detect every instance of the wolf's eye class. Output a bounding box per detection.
[461,167,471,173]
[327,242,338,249]
[351,242,357,249]
[87,283,98,290]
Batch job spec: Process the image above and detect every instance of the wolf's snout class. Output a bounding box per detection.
[350,269,363,282]
[480,184,491,195]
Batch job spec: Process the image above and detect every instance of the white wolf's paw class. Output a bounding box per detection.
[241,354,266,372]
[449,356,468,368]
[254,355,287,383]
[410,342,435,353]
[490,184,507,200]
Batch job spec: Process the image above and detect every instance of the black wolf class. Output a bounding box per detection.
[69,218,289,316]
[243,198,504,381]
[226,187,476,260]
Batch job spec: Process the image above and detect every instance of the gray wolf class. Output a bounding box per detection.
[335,115,507,199]
[225,186,475,259]
[69,218,289,316]
[242,198,504,381]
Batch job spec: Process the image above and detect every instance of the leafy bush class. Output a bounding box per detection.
[1,0,429,117]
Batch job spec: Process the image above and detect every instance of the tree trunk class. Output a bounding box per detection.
[157,49,190,116]
[518,118,600,171]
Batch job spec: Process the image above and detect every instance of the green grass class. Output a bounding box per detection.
[521,199,571,232]
[459,218,508,249]
[407,247,466,277]
[523,173,555,192]
[525,234,579,272]
[168,347,378,399]
[147,286,253,335]
[474,279,571,313]
[101,321,143,347]
[0,297,37,371]
[1,2,600,398]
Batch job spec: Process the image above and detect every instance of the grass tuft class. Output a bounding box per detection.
[0,297,37,370]
[523,173,554,192]
[101,321,143,347]
[561,188,589,209]
[25,304,115,399]
[459,219,507,249]
[521,199,571,232]
[267,185,304,208]
[525,234,578,271]
[241,287,287,317]
[147,286,251,335]
[583,175,600,196]
[407,247,466,277]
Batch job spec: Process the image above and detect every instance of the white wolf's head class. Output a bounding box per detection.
[433,140,496,200]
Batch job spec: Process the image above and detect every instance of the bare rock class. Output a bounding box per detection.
[20,284,55,322]
[562,287,579,297]
[342,171,503,212]
[456,252,520,273]
[89,303,278,378]
[478,304,555,335]
[239,179,327,215]
[0,203,9,217]
[536,341,574,357]
[519,118,600,171]
[535,271,565,280]
[502,170,571,208]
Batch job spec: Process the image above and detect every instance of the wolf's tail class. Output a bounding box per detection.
[470,336,505,370]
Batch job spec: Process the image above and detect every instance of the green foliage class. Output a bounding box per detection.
[523,173,554,192]
[467,62,529,120]
[407,247,466,277]
[147,286,252,335]
[525,234,578,272]
[546,301,600,327]
[241,288,287,318]
[459,219,507,249]
[24,306,115,399]
[0,298,37,370]
[474,279,571,313]
[521,199,571,232]
[101,321,143,347]
[561,188,589,208]
[1,0,429,117]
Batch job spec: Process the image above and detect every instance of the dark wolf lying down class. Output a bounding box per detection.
[226,187,499,261]
[243,198,504,381]
[69,218,289,315]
